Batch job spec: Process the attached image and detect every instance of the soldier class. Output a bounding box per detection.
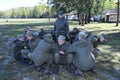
[68,28,80,43]
[49,30,56,41]
[39,28,46,39]
[85,32,107,48]
[13,35,26,61]
[28,34,58,74]
[73,31,107,58]
[54,11,69,41]
[85,32,107,58]
[54,35,74,74]
[21,32,40,65]
[24,26,31,36]
[67,32,96,76]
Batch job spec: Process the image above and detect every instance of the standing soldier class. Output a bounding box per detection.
[54,11,69,41]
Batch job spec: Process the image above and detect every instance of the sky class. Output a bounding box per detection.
[0,0,47,11]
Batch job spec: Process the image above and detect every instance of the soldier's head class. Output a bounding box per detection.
[58,35,65,45]
[73,28,79,33]
[44,34,53,40]
[17,35,25,41]
[78,32,86,40]
[25,26,30,31]
[99,33,107,43]
[58,11,64,19]
[40,28,44,32]
[26,32,34,40]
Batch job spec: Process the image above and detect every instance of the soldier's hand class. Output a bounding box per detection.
[59,51,64,55]
[24,46,27,49]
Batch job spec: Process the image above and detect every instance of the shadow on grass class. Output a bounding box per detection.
[106,32,120,50]
[0,22,54,37]
[96,32,120,78]
[0,21,54,28]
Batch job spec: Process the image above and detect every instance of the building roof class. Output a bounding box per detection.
[101,9,120,15]
[65,10,77,15]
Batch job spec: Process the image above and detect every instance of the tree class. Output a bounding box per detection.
[51,0,116,25]
[0,11,4,18]
[0,3,48,18]
[33,5,41,18]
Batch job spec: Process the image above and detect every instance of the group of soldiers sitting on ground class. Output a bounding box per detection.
[13,26,107,76]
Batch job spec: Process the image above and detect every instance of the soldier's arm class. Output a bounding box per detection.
[65,21,69,34]
[54,20,57,34]
[66,43,75,54]
[52,43,59,54]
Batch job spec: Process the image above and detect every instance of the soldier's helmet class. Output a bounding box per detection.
[44,34,53,39]
[58,11,64,16]
[25,32,34,37]
[58,35,66,41]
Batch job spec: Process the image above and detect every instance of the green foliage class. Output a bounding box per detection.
[0,11,5,18]
[103,0,116,9]
[51,0,116,15]
[92,0,116,15]
[0,3,48,18]
[33,6,41,18]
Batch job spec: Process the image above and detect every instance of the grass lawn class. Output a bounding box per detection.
[0,19,120,80]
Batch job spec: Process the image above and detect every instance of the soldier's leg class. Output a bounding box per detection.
[66,54,73,64]
[21,50,30,58]
[92,48,101,58]
[66,54,75,74]
[53,53,61,73]
[54,53,60,64]
[20,50,29,65]
[21,50,34,65]
[44,54,54,74]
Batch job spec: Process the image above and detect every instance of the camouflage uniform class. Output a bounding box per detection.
[54,42,72,65]
[54,11,69,40]
[28,34,58,67]
[21,38,40,58]
[67,39,95,71]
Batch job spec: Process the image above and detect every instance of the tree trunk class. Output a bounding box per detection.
[81,14,84,26]
[85,14,88,24]
[77,13,81,25]
[88,0,91,23]
[88,10,91,23]
[77,13,85,26]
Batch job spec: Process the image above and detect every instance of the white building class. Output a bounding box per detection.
[101,9,120,22]
[65,10,78,20]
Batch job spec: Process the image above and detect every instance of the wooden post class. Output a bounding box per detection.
[47,0,50,21]
[116,0,119,26]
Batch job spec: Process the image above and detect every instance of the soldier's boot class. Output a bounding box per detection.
[44,60,53,75]
[75,68,83,76]
[44,67,52,75]
[91,66,97,73]
[27,59,34,65]
[53,64,59,74]
[44,65,53,75]
[24,58,34,66]
[34,66,41,72]
[20,57,27,65]
[66,64,75,74]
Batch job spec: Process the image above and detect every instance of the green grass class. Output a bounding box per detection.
[0,19,120,80]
